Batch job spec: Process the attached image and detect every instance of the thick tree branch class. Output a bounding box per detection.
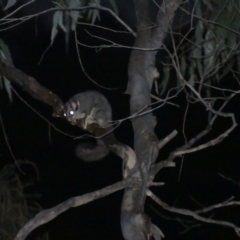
[0,55,64,116]
[14,178,132,240]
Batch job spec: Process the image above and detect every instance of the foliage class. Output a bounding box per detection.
[0,161,48,240]
[0,39,12,102]
[160,0,240,95]
[3,0,17,10]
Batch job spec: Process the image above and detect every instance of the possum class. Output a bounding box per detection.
[64,91,111,161]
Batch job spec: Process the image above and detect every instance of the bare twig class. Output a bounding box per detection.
[219,173,240,187]
[158,130,178,150]
[147,190,240,237]
[150,94,179,107]
[195,196,240,214]
[11,88,76,138]
[74,29,116,90]
[0,112,24,174]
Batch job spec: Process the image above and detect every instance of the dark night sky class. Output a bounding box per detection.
[1,1,240,239]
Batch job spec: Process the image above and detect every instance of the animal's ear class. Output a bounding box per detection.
[71,100,79,111]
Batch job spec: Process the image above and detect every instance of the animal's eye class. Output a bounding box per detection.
[70,110,74,116]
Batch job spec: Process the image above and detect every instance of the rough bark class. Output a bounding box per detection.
[121,0,182,239]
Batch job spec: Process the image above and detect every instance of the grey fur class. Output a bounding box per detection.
[75,140,110,161]
[64,91,111,125]
[64,91,112,161]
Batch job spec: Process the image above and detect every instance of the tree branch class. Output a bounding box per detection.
[0,55,63,116]
[14,178,131,240]
[147,190,240,238]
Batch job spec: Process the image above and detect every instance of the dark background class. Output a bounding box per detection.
[1,1,240,239]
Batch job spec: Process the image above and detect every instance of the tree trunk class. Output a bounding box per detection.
[121,0,182,239]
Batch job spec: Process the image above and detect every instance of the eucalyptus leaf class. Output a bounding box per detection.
[58,11,67,32]
[71,12,79,31]
[87,8,100,24]
[0,44,13,102]
[68,0,84,31]
[189,73,195,87]
[0,57,12,102]
[206,86,211,98]
[187,56,196,87]
[51,11,60,45]
[87,9,100,24]
[218,61,233,82]
[3,0,17,10]
[0,39,13,62]
[108,0,118,15]
[180,56,186,76]
[160,66,170,95]
[87,0,100,24]
[68,0,85,6]
[3,77,12,102]
[0,75,3,89]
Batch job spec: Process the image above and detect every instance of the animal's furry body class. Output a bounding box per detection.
[64,91,112,161]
